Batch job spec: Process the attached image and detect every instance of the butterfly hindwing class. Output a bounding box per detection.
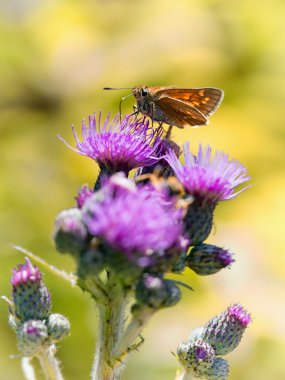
[155,88,224,117]
[157,96,208,128]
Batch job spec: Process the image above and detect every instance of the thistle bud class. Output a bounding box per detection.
[205,357,229,380]
[135,273,181,309]
[53,208,88,256]
[77,240,104,279]
[17,320,48,356]
[186,244,234,275]
[177,339,215,377]
[11,258,51,321]
[184,200,216,246]
[202,304,251,355]
[46,313,70,342]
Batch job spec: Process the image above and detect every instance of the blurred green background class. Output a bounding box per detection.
[1,0,285,379]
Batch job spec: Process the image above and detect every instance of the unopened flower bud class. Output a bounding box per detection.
[53,208,88,256]
[177,339,215,377]
[184,200,216,245]
[12,258,51,321]
[77,240,104,279]
[202,304,251,355]
[186,244,234,275]
[135,273,181,309]
[17,320,48,356]
[189,326,204,342]
[205,357,229,380]
[46,313,70,342]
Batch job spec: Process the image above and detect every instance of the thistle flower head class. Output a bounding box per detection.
[82,173,188,268]
[11,258,51,321]
[137,137,181,178]
[202,303,251,355]
[60,112,162,174]
[165,142,250,204]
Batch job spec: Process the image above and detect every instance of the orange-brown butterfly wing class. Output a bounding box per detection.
[155,88,224,117]
[156,97,208,128]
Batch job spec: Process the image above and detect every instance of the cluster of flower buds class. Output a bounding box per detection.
[53,111,250,310]
[8,258,70,357]
[177,304,251,379]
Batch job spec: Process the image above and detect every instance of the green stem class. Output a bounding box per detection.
[113,306,155,360]
[174,369,196,380]
[21,357,37,380]
[36,346,64,380]
[91,278,129,380]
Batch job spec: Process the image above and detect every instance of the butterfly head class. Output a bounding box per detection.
[133,86,150,101]
[132,86,153,116]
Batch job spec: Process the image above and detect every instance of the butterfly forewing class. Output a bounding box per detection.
[155,88,224,117]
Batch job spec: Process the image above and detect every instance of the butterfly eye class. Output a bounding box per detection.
[141,89,148,97]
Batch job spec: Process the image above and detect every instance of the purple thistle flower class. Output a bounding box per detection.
[227,304,252,327]
[202,303,251,356]
[11,258,51,321]
[82,173,188,268]
[165,142,250,245]
[137,137,181,178]
[59,112,162,175]
[12,258,41,287]
[75,184,93,208]
[165,142,250,204]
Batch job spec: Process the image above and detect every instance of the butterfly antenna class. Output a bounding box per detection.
[103,87,133,90]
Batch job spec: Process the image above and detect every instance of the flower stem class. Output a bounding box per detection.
[91,277,129,380]
[21,357,37,380]
[36,346,64,380]
[174,369,196,380]
[112,306,155,359]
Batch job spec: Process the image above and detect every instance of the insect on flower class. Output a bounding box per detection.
[104,85,224,129]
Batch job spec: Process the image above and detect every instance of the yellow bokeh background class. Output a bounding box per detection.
[1,1,285,379]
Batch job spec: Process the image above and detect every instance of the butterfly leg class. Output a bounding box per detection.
[166,125,173,140]
[150,102,155,128]
[130,105,139,119]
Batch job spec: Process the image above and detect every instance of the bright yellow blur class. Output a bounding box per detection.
[1,1,284,379]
